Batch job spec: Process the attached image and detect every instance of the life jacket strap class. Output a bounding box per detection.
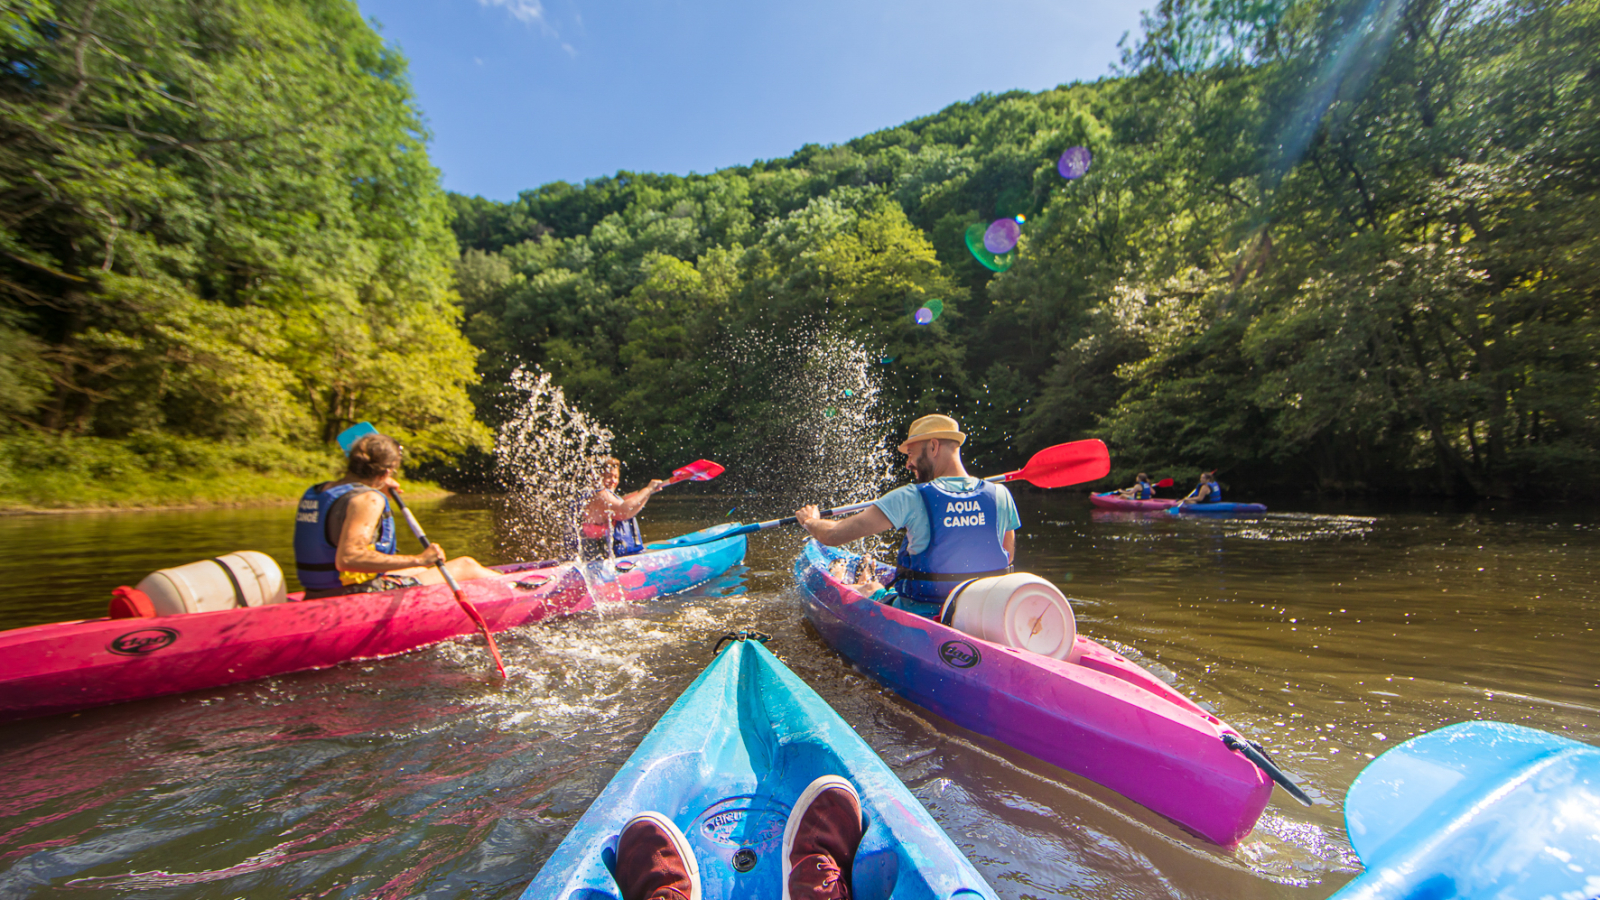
[893,564,1014,582]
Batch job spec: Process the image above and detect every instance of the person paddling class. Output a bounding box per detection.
[1178,471,1223,506]
[293,432,498,599]
[1117,472,1155,500]
[796,414,1019,617]
[581,456,667,558]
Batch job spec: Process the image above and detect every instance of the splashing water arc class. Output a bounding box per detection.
[1058,146,1092,179]
[495,366,615,561]
[983,219,1020,254]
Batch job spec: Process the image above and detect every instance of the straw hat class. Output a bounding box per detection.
[897,414,967,454]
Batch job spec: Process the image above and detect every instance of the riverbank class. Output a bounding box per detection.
[0,433,445,514]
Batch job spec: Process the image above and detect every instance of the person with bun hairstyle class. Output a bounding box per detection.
[293,432,499,599]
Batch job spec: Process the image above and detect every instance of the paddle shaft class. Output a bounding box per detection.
[389,492,506,679]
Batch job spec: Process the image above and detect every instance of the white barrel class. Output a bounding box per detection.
[940,573,1078,661]
[136,551,287,616]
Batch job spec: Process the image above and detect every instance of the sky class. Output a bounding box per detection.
[354,0,1149,201]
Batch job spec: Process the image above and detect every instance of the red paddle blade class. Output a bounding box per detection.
[1155,477,1175,488]
[999,439,1111,488]
[669,459,725,484]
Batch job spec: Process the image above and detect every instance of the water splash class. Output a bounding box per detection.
[494,366,614,562]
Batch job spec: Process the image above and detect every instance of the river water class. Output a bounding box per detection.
[0,493,1595,899]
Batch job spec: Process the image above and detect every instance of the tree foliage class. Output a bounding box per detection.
[455,0,1598,498]
[0,0,486,459]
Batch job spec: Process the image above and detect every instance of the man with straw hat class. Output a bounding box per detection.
[795,414,1019,617]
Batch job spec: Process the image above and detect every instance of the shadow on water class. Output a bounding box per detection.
[0,493,1595,898]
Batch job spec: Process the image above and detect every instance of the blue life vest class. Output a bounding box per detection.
[578,491,645,557]
[605,517,644,556]
[293,482,397,591]
[1193,480,1222,503]
[894,481,1013,607]
[1136,481,1152,500]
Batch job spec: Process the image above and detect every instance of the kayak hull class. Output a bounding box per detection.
[0,525,746,723]
[1170,501,1268,515]
[521,637,997,900]
[1089,492,1179,512]
[1330,721,1600,900]
[793,541,1272,846]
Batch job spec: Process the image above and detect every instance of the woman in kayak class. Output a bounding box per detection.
[1178,471,1223,505]
[1116,472,1155,500]
[293,432,498,598]
[581,456,666,558]
[613,775,864,900]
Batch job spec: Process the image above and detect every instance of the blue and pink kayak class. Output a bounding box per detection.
[793,541,1275,846]
[0,524,746,723]
[1330,721,1600,900]
[521,634,997,900]
[1168,501,1268,515]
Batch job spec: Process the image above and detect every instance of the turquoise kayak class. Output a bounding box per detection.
[520,634,997,900]
[1330,721,1600,899]
[1168,501,1267,515]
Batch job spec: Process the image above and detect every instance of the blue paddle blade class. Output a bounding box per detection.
[336,422,379,455]
[1332,721,1600,900]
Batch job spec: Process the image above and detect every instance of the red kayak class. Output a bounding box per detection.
[1088,492,1179,512]
[0,525,746,723]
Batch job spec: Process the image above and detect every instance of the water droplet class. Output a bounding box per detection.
[842,389,854,398]
[823,406,839,418]
[879,356,896,365]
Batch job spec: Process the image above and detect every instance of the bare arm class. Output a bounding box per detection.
[1003,530,1015,563]
[587,481,667,522]
[796,504,893,547]
[335,490,442,573]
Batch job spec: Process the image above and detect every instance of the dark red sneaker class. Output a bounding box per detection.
[782,776,863,900]
[615,812,700,900]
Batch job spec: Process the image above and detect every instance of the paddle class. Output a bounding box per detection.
[648,439,1111,551]
[1154,477,1175,489]
[391,491,507,680]
[663,459,725,486]
[335,422,506,680]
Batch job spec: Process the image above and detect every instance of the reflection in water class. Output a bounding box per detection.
[0,494,1595,899]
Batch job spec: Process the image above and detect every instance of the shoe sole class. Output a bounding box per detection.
[623,811,701,900]
[780,775,860,900]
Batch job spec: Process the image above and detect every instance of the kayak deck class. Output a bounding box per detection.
[523,636,996,900]
[793,540,1272,846]
[0,524,747,723]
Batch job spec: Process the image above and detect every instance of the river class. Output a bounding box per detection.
[0,493,1594,899]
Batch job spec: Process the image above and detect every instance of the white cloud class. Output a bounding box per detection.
[479,0,551,32]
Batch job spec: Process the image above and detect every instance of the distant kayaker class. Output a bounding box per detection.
[1117,472,1155,500]
[293,432,498,599]
[796,414,1019,615]
[1179,471,1223,505]
[612,775,864,900]
[581,456,666,558]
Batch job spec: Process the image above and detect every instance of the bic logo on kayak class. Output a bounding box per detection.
[108,628,180,656]
[939,639,981,669]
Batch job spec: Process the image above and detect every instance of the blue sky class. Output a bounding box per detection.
[355,0,1149,201]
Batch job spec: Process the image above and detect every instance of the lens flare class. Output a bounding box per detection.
[925,299,944,319]
[964,223,1016,272]
[983,219,1020,254]
[914,307,933,325]
[1058,146,1092,180]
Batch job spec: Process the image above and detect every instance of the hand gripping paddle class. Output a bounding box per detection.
[648,439,1112,551]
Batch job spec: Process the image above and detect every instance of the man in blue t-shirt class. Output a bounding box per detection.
[796,414,1020,615]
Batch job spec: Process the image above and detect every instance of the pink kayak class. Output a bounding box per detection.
[794,540,1275,846]
[0,525,746,723]
[1088,492,1178,512]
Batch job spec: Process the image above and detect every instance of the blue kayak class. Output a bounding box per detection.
[1329,721,1600,900]
[520,635,997,900]
[1167,501,1268,515]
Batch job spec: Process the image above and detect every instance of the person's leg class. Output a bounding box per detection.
[783,775,863,899]
[615,812,700,900]
[400,556,501,585]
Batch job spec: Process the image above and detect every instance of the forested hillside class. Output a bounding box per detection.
[0,0,484,505]
[449,0,1598,499]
